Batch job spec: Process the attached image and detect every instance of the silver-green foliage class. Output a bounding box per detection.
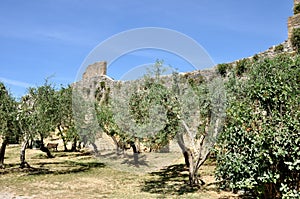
[21,81,59,157]
[0,82,18,167]
[0,83,18,140]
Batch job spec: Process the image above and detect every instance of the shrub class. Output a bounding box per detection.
[294,3,300,15]
[216,54,300,198]
[291,28,300,53]
[274,44,284,53]
[184,73,205,86]
[252,54,259,61]
[217,63,230,77]
[235,59,250,76]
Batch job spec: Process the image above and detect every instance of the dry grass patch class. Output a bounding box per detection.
[0,145,240,199]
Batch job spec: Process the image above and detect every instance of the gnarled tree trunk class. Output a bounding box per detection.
[90,142,99,154]
[112,136,122,154]
[20,138,30,168]
[0,137,9,168]
[71,136,77,152]
[40,135,53,158]
[57,125,68,151]
[129,141,139,166]
[176,133,205,186]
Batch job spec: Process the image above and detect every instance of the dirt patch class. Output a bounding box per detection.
[0,189,33,199]
[96,149,182,174]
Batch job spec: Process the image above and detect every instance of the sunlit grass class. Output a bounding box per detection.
[0,145,239,199]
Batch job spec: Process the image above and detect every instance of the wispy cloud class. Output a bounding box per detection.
[33,28,98,46]
[0,19,98,47]
[0,77,34,88]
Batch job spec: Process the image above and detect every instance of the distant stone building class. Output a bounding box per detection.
[82,61,107,79]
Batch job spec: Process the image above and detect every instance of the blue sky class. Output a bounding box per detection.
[0,0,293,98]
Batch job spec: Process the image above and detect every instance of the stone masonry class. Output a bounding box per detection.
[288,0,300,43]
[82,61,107,79]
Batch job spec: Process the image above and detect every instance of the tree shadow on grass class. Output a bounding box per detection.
[141,164,199,196]
[27,160,105,175]
[97,151,121,160]
[141,163,252,199]
[53,150,93,157]
[121,153,149,167]
[97,150,150,168]
[0,160,105,176]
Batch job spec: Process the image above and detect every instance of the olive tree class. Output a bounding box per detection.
[22,81,59,158]
[72,82,101,154]
[97,60,226,185]
[18,93,37,168]
[175,74,226,185]
[56,85,78,151]
[0,82,18,168]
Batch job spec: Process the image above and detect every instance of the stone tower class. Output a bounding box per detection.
[288,0,300,43]
[82,61,107,80]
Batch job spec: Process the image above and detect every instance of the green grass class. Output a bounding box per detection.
[0,146,239,199]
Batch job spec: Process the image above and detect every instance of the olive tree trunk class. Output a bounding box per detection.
[90,142,99,154]
[177,134,209,186]
[129,141,139,166]
[57,125,68,151]
[39,135,53,158]
[0,137,9,168]
[20,138,30,168]
[176,133,200,185]
[71,136,78,152]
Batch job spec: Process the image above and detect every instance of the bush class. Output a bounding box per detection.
[274,44,284,53]
[184,73,205,86]
[291,28,300,53]
[235,59,250,76]
[216,54,300,198]
[252,54,259,61]
[217,63,230,77]
[294,3,300,15]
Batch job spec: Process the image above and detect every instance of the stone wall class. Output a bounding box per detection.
[288,0,300,43]
[288,14,300,42]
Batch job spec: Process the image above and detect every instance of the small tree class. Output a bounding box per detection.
[0,82,18,168]
[56,85,77,151]
[102,62,181,162]
[173,73,226,185]
[95,80,124,153]
[216,54,300,198]
[18,94,37,168]
[24,81,59,158]
[235,58,250,76]
[102,60,226,185]
[72,83,100,153]
[294,3,300,15]
[217,63,230,77]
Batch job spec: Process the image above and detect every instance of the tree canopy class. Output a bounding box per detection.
[216,54,300,198]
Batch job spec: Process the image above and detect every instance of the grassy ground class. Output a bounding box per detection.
[0,145,240,199]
